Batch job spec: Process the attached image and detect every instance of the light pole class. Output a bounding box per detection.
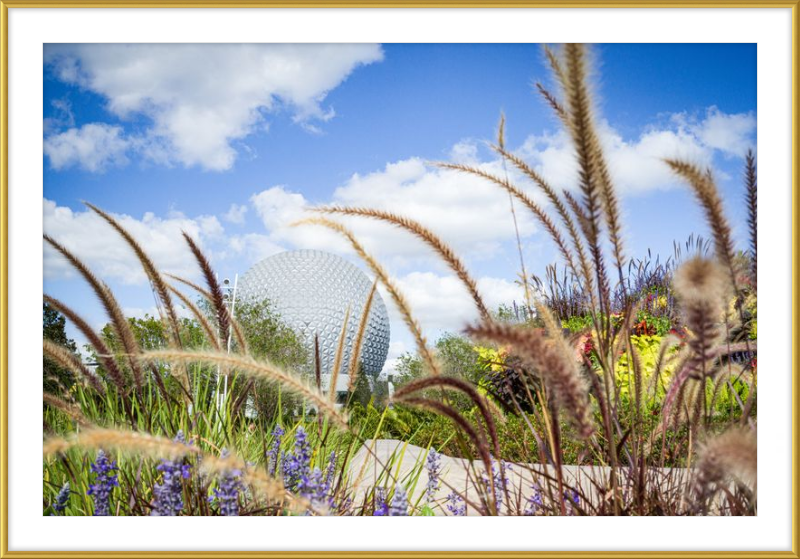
[217,274,238,413]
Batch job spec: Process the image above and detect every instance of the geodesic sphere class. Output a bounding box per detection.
[236,250,390,377]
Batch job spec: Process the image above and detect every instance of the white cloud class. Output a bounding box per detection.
[383,272,524,333]
[684,107,757,158]
[247,185,350,255]
[43,199,224,284]
[517,108,755,195]
[43,123,129,172]
[43,99,75,135]
[381,340,411,377]
[246,158,542,270]
[227,232,285,265]
[223,203,248,225]
[44,103,755,371]
[250,186,307,231]
[449,140,480,163]
[377,274,523,375]
[44,44,383,171]
[331,158,539,258]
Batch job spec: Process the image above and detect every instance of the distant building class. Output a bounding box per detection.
[237,250,391,396]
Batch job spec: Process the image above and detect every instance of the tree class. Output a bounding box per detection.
[394,332,483,386]
[230,300,309,422]
[92,313,211,402]
[435,332,484,383]
[391,332,485,411]
[43,302,78,394]
[349,365,374,408]
[91,299,309,422]
[235,300,307,367]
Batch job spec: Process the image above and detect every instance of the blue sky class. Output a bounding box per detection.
[42,43,757,370]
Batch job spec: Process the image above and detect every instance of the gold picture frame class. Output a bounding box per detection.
[1,2,797,557]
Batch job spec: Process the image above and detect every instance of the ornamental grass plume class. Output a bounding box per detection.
[42,338,105,396]
[663,257,731,419]
[43,295,128,396]
[314,206,490,321]
[44,235,145,392]
[181,231,230,346]
[165,272,249,353]
[84,203,183,351]
[693,427,757,514]
[673,256,730,314]
[141,350,349,430]
[744,150,757,288]
[466,321,594,439]
[150,431,191,516]
[664,161,737,287]
[88,449,119,516]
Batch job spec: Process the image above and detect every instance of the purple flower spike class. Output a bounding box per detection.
[151,431,191,516]
[373,487,389,516]
[282,427,311,492]
[324,451,337,491]
[52,482,70,515]
[524,484,543,516]
[425,448,441,502]
[211,449,243,516]
[564,488,580,516]
[481,459,511,514]
[88,449,119,516]
[388,485,409,516]
[446,491,466,516]
[266,425,284,477]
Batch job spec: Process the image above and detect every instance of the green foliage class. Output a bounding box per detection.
[633,309,672,336]
[435,332,484,382]
[393,333,485,411]
[395,333,482,383]
[43,302,78,394]
[233,300,308,423]
[349,370,371,408]
[393,352,424,386]
[561,314,593,333]
[235,300,308,367]
[615,335,667,403]
[494,302,540,326]
[42,41,759,517]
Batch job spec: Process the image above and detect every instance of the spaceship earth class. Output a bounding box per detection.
[237,250,391,380]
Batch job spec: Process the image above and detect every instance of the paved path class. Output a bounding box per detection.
[347,439,691,515]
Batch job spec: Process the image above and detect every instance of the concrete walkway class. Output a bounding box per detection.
[347,439,691,515]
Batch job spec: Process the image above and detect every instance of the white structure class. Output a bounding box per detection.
[237,250,391,394]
